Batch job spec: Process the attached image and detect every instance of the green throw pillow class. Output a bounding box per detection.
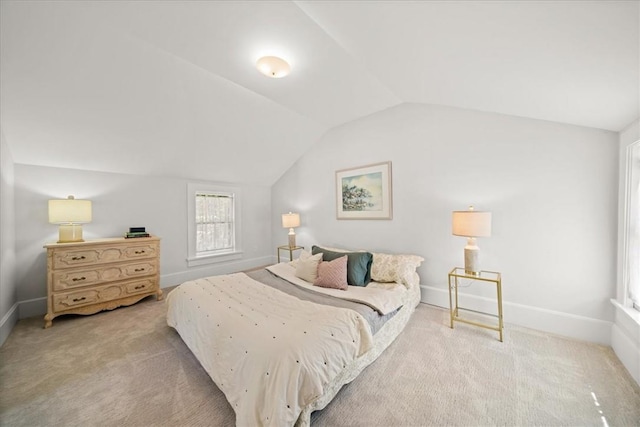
[311,245,373,287]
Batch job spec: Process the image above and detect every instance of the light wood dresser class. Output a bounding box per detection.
[43,236,163,328]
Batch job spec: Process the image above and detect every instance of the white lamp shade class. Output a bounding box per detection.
[256,56,291,78]
[452,210,491,237]
[48,196,92,224]
[282,212,300,228]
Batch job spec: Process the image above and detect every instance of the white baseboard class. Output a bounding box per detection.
[18,296,47,320]
[610,300,640,386]
[421,285,612,345]
[0,302,19,346]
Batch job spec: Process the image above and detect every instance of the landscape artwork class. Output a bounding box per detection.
[336,162,392,220]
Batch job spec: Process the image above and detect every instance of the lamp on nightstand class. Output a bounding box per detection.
[48,195,92,243]
[452,206,492,275]
[281,212,300,248]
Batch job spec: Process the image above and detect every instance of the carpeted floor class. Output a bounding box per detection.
[1,293,639,426]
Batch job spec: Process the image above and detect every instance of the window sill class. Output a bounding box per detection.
[610,299,640,336]
[187,251,243,267]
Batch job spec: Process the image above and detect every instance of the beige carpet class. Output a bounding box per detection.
[1,294,639,426]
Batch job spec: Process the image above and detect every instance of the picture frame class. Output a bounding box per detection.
[336,161,392,220]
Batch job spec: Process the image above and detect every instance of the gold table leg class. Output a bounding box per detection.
[497,278,503,342]
[448,274,454,328]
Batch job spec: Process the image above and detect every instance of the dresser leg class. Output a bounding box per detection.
[156,289,164,301]
[44,314,53,329]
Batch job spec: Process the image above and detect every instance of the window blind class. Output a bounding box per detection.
[628,153,640,310]
[195,192,234,254]
[630,185,640,307]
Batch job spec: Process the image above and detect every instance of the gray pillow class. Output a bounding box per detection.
[311,245,373,287]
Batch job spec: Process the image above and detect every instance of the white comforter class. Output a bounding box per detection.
[166,272,373,427]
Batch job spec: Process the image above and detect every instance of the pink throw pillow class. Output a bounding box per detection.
[314,255,348,291]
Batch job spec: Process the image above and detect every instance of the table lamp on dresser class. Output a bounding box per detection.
[48,195,92,243]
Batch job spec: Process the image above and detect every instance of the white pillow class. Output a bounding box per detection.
[294,250,323,283]
[371,253,424,288]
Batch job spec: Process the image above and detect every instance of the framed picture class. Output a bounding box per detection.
[336,161,392,220]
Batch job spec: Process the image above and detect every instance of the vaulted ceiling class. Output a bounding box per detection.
[1,1,638,185]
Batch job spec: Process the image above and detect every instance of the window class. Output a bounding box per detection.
[631,157,640,311]
[195,192,234,253]
[624,141,640,311]
[187,183,242,267]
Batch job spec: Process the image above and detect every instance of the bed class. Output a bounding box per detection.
[166,247,423,426]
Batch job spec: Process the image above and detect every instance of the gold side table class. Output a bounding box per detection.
[277,245,303,262]
[448,267,504,342]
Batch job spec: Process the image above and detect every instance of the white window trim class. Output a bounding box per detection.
[620,139,640,311]
[187,182,243,267]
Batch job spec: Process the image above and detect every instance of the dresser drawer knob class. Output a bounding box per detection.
[71,256,86,261]
[72,277,86,282]
[134,268,145,272]
[72,297,86,302]
[134,285,146,290]
[134,250,146,254]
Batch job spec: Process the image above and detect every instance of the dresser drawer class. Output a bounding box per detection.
[52,242,159,269]
[53,284,123,312]
[52,278,157,313]
[52,260,158,291]
[124,278,157,296]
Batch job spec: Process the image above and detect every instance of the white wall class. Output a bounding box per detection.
[613,119,640,385]
[0,129,18,345]
[14,165,273,318]
[272,103,618,344]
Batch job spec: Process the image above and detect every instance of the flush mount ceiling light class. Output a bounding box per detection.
[256,56,291,78]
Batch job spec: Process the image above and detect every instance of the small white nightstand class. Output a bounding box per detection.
[277,245,303,262]
[448,267,504,342]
